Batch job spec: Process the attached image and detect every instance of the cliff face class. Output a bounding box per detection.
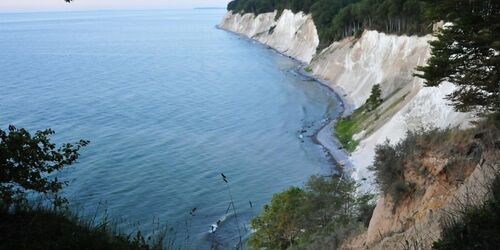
[351,81,471,181]
[344,160,499,249]
[310,31,431,108]
[219,10,319,63]
[344,123,500,249]
[219,10,471,181]
[309,32,470,181]
[220,9,494,249]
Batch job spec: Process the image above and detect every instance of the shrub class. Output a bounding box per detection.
[0,126,89,209]
[370,114,500,206]
[249,187,307,249]
[249,175,375,249]
[369,129,429,205]
[335,116,361,153]
[0,126,171,249]
[432,175,500,250]
[0,205,166,250]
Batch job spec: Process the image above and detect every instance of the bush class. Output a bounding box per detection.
[249,175,375,249]
[334,108,366,153]
[249,187,307,249]
[0,126,89,209]
[0,126,170,249]
[370,113,500,206]
[432,175,500,250]
[0,205,166,250]
[369,129,430,204]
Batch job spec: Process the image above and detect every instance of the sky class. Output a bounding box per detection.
[0,0,230,12]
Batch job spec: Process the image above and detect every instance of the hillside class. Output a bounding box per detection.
[227,0,432,48]
[343,117,500,249]
[220,0,499,248]
[219,8,470,184]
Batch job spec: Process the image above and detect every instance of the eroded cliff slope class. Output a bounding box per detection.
[219,10,319,63]
[342,119,500,249]
[219,10,471,183]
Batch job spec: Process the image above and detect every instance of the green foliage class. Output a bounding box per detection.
[227,0,433,47]
[249,187,307,249]
[432,175,500,250]
[0,126,89,208]
[365,84,383,111]
[249,175,375,249]
[416,0,500,113]
[334,85,384,152]
[369,114,500,206]
[0,205,166,250]
[369,129,431,204]
[334,112,363,153]
[0,126,175,249]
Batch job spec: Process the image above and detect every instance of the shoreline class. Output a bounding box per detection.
[297,67,355,173]
[217,24,355,173]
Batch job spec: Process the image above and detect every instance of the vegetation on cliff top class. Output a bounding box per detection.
[252,115,499,249]
[0,127,166,250]
[0,205,166,250]
[416,0,500,113]
[370,113,499,207]
[249,175,375,249]
[249,1,499,247]
[433,174,500,250]
[0,126,89,209]
[227,0,432,47]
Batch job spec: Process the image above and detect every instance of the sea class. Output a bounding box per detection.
[0,8,341,249]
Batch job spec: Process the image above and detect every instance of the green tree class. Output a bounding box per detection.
[249,186,307,249]
[416,0,500,112]
[0,126,89,209]
[227,0,433,48]
[249,175,375,249]
[366,84,383,111]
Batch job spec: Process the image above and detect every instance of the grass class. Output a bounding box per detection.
[304,66,313,73]
[0,205,166,250]
[334,107,368,152]
[334,92,409,153]
[433,175,500,250]
[383,94,407,114]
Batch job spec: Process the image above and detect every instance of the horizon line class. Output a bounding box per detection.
[0,6,227,14]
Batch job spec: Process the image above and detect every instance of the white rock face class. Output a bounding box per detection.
[220,11,471,181]
[308,30,472,180]
[351,82,472,181]
[310,30,432,107]
[219,10,319,63]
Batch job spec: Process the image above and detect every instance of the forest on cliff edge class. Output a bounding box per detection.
[227,0,432,46]
[227,0,494,48]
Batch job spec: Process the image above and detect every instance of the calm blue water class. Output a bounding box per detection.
[0,9,339,249]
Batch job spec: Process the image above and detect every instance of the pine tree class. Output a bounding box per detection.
[416,0,500,113]
[366,84,383,111]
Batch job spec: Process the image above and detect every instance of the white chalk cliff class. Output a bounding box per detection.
[219,10,319,63]
[219,10,471,182]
